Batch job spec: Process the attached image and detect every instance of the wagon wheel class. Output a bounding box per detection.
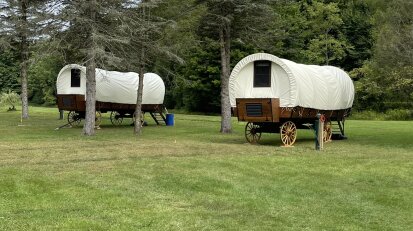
[280,121,297,146]
[323,121,332,142]
[95,111,102,127]
[110,111,123,125]
[245,122,262,144]
[67,111,81,126]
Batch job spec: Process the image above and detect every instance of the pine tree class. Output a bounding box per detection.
[58,0,127,135]
[121,0,180,135]
[196,0,274,133]
[0,0,53,119]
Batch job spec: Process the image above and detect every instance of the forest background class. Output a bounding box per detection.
[0,0,412,118]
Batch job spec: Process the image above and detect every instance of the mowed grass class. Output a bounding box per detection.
[0,107,412,230]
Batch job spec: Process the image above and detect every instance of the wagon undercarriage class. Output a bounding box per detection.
[236,98,350,146]
[244,120,345,146]
[57,94,167,127]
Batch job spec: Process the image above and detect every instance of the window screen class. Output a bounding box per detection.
[254,61,271,87]
[71,69,81,87]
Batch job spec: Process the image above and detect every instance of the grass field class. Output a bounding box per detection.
[0,107,412,230]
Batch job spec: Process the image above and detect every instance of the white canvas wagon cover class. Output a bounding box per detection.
[56,64,165,105]
[229,53,354,110]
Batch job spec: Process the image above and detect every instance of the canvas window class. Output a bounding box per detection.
[71,69,81,87]
[254,61,271,87]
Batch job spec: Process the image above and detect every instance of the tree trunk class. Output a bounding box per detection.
[83,56,96,136]
[19,0,29,119]
[219,24,232,133]
[83,0,97,136]
[134,51,145,135]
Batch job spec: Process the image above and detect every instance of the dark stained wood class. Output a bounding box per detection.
[57,94,85,111]
[57,94,164,114]
[236,98,351,126]
[271,98,280,122]
[231,107,238,117]
[235,98,280,123]
[236,98,352,144]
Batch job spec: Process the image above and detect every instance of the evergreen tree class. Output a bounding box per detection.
[338,0,373,70]
[197,0,274,133]
[58,0,127,135]
[0,0,53,119]
[120,0,180,135]
[0,49,20,92]
[356,0,413,111]
[303,0,348,65]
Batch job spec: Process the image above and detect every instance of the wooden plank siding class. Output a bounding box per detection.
[57,94,163,113]
[235,98,280,123]
[235,98,351,123]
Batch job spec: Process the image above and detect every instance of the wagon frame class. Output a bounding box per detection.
[234,98,350,146]
[57,94,167,127]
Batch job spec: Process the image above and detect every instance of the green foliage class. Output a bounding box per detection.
[173,39,221,112]
[303,1,349,65]
[338,0,373,70]
[354,0,413,112]
[306,35,348,65]
[276,0,354,66]
[351,109,413,121]
[0,90,20,111]
[28,55,63,105]
[275,0,372,70]
[172,39,257,113]
[0,49,20,93]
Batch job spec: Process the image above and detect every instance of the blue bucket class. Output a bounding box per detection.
[166,113,174,126]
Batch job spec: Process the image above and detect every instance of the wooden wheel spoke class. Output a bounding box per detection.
[286,136,291,145]
[281,135,288,143]
[67,111,81,126]
[251,134,256,140]
[110,111,123,125]
[245,122,261,144]
[280,121,297,146]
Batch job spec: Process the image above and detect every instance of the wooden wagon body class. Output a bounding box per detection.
[56,64,166,126]
[233,98,351,145]
[57,94,166,126]
[230,53,354,146]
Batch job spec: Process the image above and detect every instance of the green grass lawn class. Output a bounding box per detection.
[0,107,412,230]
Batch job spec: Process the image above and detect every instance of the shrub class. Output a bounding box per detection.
[351,109,412,121]
[0,90,20,111]
[383,109,412,121]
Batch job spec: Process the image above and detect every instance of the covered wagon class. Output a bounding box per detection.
[230,53,354,146]
[56,64,166,126]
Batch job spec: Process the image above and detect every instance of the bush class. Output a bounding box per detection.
[383,109,412,121]
[351,109,412,121]
[0,90,20,111]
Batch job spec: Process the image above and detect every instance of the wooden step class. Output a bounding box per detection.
[149,112,166,125]
[331,120,347,140]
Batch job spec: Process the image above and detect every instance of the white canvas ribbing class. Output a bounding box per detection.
[229,53,355,110]
[229,53,297,108]
[56,64,165,105]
